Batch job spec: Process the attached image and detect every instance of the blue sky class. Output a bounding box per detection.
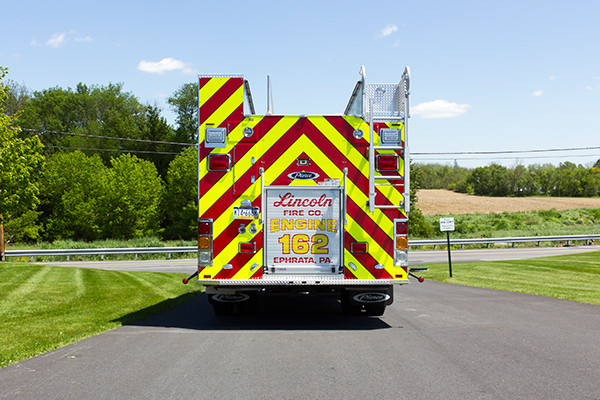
[2,0,599,168]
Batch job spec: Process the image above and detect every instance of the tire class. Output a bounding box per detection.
[341,295,362,315]
[212,302,235,316]
[238,294,258,315]
[365,303,386,316]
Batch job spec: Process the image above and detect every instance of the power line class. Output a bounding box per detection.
[23,128,195,147]
[46,145,193,156]
[411,146,600,156]
[412,153,600,161]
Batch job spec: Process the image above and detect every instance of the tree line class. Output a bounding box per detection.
[2,66,599,244]
[1,67,199,244]
[415,162,600,197]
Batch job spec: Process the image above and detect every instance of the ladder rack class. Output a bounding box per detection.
[365,67,411,213]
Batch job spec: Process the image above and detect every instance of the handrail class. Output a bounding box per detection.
[3,234,599,261]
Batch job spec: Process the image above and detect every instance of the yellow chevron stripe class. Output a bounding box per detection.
[199,77,229,107]
[198,116,265,182]
[310,116,404,216]
[346,213,394,267]
[232,250,263,279]
[199,117,298,218]
[202,117,405,280]
[213,226,262,267]
[206,85,244,127]
[344,251,375,279]
[198,86,244,142]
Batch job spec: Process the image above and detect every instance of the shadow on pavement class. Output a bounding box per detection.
[117,293,392,331]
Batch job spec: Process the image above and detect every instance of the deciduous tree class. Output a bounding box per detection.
[0,67,45,247]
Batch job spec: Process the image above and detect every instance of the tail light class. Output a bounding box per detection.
[198,218,213,266]
[394,218,409,266]
[376,154,398,172]
[208,154,231,171]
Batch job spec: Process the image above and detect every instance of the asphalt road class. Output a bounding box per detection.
[1,277,600,399]
[39,245,600,274]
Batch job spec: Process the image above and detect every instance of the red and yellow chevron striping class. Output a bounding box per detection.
[197,75,408,283]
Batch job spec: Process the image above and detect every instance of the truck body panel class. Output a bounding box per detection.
[196,68,411,315]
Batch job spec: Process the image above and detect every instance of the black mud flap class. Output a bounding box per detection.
[341,286,393,316]
[208,292,258,315]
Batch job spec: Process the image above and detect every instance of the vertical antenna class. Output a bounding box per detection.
[266,75,274,115]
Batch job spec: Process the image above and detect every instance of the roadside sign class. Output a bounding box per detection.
[440,217,455,232]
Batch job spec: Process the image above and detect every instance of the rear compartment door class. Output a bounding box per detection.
[264,186,343,276]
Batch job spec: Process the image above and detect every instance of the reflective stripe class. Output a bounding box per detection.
[198,77,407,281]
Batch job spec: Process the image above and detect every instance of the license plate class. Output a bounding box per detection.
[233,206,260,219]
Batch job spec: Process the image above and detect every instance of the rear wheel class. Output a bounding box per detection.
[365,303,386,316]
[212,302,235,316]
[340,295,362,315]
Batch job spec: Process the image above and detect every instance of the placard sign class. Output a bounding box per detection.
[265,187,341,269]
[439,217,455,232]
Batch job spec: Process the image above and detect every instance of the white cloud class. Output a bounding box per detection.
[74,36,93,43]
[45,33,66,48]
[137,57,196,75]
[380,24,398,37]
[30,31,92,48]
[412,99,470,119]
[389,39,401,48]
[533,90,544,97]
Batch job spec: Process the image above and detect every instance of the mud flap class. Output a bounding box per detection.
[208,292,258,315]
[341,286,393,316]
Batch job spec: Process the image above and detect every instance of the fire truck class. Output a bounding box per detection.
[183,66,422,316]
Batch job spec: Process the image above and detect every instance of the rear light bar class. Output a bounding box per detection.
[376,154,399,172]
[208,154,231,171]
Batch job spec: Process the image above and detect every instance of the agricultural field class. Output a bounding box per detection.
[418,189,600,216]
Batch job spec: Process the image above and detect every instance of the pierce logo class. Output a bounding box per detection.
[212,293,250,303]
[353,293,390,303]
[288,171,319,180]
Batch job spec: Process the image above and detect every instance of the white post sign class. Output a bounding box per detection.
[439,217,455,232]
[439,217,455,277]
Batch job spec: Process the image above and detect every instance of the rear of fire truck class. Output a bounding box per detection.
[188,67,418,316]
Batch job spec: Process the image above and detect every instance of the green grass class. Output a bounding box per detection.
[419,208,600,240]
[421,251,600,305]
[0,262,202,368]
[7,237,197,262]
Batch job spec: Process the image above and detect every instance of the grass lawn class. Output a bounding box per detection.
[0,263,202,369]
[420,250,600,305]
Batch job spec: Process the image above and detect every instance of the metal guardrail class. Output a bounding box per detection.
[4,246,197,261]
[410,234,600,249]
[3,234,599,261]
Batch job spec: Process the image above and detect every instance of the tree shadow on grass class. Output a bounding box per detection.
[115,292,392,331]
